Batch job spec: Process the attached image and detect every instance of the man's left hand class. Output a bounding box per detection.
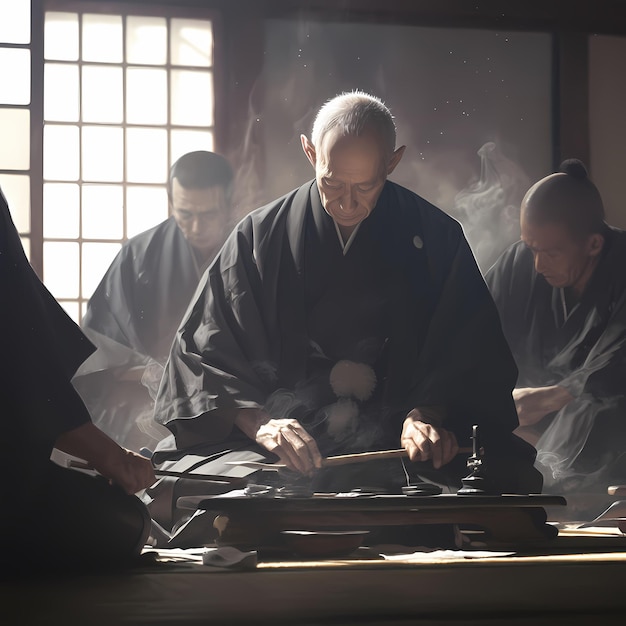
[400,409,459,469]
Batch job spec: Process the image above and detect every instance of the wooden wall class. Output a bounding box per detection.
[43,0,626,223]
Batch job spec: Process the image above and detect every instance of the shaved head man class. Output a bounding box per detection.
[487,160,626,502]
[521,159,605,295]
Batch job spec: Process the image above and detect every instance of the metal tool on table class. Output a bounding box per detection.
[67,459,246,486]
[579,485,626,532]
[457,424,491,495]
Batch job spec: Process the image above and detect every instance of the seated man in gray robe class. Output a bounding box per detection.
[486,160,626,496]
[72,151,234,451]
[148,92,542,537]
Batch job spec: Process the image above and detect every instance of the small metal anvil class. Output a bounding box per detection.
[457,424,490,495]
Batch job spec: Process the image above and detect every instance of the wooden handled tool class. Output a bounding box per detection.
[224,446,473,470]
[322,447,472,467]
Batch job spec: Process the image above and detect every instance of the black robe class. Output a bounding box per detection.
[72,216,210,450]
[1,188,94,476]
[153,181,539,495]
[486,226,626,491]
[0,188,148,570]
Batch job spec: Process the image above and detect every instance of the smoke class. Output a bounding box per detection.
[225,80,267,225]
[261,355,386,456]
[449,142,530,273]
[535,394,621,492]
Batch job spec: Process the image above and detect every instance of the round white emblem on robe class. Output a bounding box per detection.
[413,235,424,249]
[329,360,377,401]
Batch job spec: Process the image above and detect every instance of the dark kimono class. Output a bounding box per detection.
[152,181,540,502]
[73,216,211,451]
[0,188,148,572]
[486,226,626,491]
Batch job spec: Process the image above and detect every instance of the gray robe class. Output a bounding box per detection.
[73,217,212,450]
[486,225,626,491]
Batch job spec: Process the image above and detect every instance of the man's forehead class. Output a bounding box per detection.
[318,132,387,175]
[171,184,227,214]
[521,216,574,248]
[320,126,387,157]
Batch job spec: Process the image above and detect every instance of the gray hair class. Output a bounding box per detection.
[311,91,397,153]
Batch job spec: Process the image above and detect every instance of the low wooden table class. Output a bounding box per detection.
[179,493,566,549]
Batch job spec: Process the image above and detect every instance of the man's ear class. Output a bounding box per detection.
[301,134,317,168]
[387,145,406,175]
[587,232,605,258]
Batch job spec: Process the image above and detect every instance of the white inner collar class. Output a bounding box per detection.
[559,287,579,322]
[334,221,362,256]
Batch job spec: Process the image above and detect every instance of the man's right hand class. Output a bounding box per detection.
[55,422,156,494]
[96,448,156,495]
[513,386,573,426]
[235,410,322,475]
[400,409,458,469]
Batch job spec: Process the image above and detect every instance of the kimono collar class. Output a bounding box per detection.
[310,183,362,254]
[283,180,398,274]
[284,181,315,275]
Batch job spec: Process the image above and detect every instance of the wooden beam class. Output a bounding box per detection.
[30,0,45,278]
[59,1,626,36]
[217,4,267,217]
[554,31,590,167]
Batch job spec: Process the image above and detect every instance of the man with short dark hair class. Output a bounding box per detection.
[486,160,626,494]
[148,93,542,538]
[73,151,234,451]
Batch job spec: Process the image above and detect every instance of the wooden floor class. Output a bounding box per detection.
[4,532,626,625]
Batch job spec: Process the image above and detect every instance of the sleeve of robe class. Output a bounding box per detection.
[78,244,152,374]
[419,223,540,493]
[0,188,94,467]
[557,291,626,400]
[401,215,526,463]
[70,241,154,436]
[486,243,626,400]
[154,207,286,447]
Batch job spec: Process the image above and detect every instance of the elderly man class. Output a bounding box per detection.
[73,151,234,451]
[486,160,626,495]
[1,188,155,573]
[148,92,541,536]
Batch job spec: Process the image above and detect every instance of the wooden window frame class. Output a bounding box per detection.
[27,0,224,284]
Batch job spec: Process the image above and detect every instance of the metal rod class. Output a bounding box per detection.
[67,460,244,484]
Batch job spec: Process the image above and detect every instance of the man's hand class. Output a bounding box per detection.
[400,409,458,469]
[55,422,156,494]
[513,386,573,427]
[94,448,156,495]
[235,410,322,475]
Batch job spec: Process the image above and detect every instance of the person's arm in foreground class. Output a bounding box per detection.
[56,422,156,494]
